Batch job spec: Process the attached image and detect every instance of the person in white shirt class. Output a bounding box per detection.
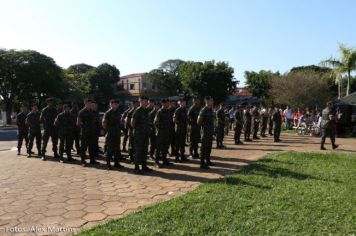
[283,106,294,130]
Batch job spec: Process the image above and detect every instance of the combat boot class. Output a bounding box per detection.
[200,159,209,169]
[207,158,215,166]
[134,165,143,175]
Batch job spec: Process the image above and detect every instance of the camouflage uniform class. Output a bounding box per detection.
[154,107,171,164]
[199,106,215,167]
[234,109,244,144]
[132,106,150,167]
[187,104,200,158]
[26,111,41,156]
[70,108,80,154]
[78,108,97,164]
[55,111,75,161]
[260,109,269,137]
[215,108,225,148]
[174,106,188,161]
[103,108,122,168]
[126,108,136,162]
[272,109,282,142]
[268,108,274,135]
[244,109,252,141]
[121,108,130,152]
[40,106,58,157]
[16,112,29,154]
[252,108,260,139]
[168,107,176,156]
[148,108,157,158]
[320,107,337,149]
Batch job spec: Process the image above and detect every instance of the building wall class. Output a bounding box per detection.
[117,73,158,97]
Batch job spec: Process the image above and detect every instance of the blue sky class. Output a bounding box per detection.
[1,0,355,84]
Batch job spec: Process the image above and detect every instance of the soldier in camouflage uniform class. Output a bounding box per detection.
[91,101,101,156]
[77,99,98,167]
[26,104,41,158]
[187,96,201,159]
[102,99,124,170]
[174,98,188,162]
[215,102,226,149]
[131,96,153,174]
[40,98,59,160]
[154,99,173,168]
[126,100,139,163]
[54,104,75,163]
[16,104,29,155]
[320,101,338,150]
[252,106,260,140]
[149,102,159,159]
[198,96,215,169]
[268,107,274,136]
[272,106,282,142]
[234,105,244,145]
[244,107,252,142]
[260,106,269,137]
[70,102,80,155]
[121,103,132,152]
[168,100,177,157]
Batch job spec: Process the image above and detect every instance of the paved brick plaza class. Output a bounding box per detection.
[0,134,355,235]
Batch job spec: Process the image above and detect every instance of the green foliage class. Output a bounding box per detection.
[78,152,356,235]
[67,63,94,74]
[180,61,237,104]
[244,70,279,99]
[148,59,184,95]
[63,70,91,102]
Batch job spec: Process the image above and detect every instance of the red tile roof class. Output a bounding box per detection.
[233,87,253,97]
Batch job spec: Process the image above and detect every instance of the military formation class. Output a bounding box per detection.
[16,96,336,175]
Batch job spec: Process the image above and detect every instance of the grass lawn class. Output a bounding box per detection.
[78,152,356,236]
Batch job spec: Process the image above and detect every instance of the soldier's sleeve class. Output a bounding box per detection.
[197,108,205,126]
[154,110,161,127]
[54,114,60,127]
[131,109,140,128]
[102,112,109,130]
[40,108,45,123]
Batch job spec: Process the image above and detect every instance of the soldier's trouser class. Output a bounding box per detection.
[106,134,120,165]
[122,128,128,150]
[59,134,72,158]
[274,126,281,141]
[253,122,260,138]
[175,129,187,158]
[71,130,80,152]
[134,134,149,166]
[28,132,41,154]
[268,119,273,134]
[170,128,176,155]
[244,125,251,140]
[216,124,224,143]
[200,133,213,161]
[80,132,96,162]
[128,130,134,158]
[18,131,28,150]
[149,132,156,156]
[190,125,200,154]
[320,128,335,147]
[42,129,58,155]
[156,132,170,161]
[234,125,242,142]
[261,118,268,136]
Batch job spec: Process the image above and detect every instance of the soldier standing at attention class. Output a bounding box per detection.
[215,102,226,149]
[121,103,132,153]
[197,96,215,169]
[268,107,274,136]
[149,102,159,160]
[252,105,261,140]
[173,98,189,162]
[126,100,139,163]
[168,100,177,157]
[187,96,201,159]
[244,107,252,142]
[154,99,173,168]
[320,101,338,150]
[102,99,124,170]
[16,104,29,155]
[54,104,75,163]
[77,99,98,167]
[70,102,80,155]
[131,96,153,174]
[91,101,101,156]
[260,106,269,138]
[234,105,244,145]
[26,104,41,158]
[272,106,282,142]
[40,98,59,161]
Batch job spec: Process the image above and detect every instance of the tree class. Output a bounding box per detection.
[180,61,237,104]
[87,63,120,107]
[0,49,65,124]
[244,70,279,99]
[270,71,332,109]
[67,63,94,74]
[148,59,184,95]
[63,70,91,103]
[320,43,356,97]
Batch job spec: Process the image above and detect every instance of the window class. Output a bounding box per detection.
[129,84,135,90]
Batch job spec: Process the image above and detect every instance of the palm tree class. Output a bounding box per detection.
[320,43,356,97]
